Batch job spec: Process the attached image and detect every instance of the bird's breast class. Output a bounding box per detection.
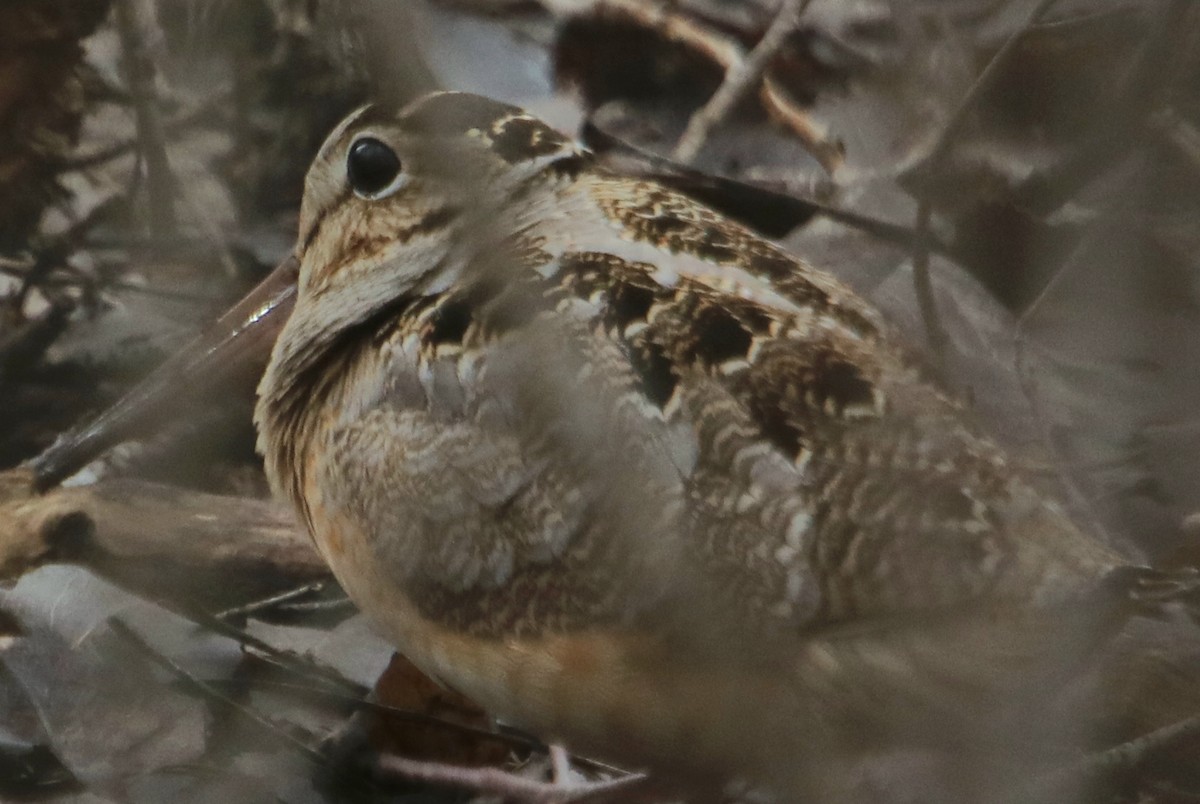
[294,477,798,778]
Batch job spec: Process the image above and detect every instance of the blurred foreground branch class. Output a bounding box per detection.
[114,0,177,237]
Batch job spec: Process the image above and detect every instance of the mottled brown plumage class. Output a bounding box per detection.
[254,92,1173,800]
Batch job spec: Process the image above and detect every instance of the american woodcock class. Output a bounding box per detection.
[250,92,1190,801]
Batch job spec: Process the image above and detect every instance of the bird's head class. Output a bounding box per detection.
[254,92,587,497]
[291,92,583,327]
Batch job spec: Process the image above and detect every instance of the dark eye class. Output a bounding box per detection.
[347,137,402,197]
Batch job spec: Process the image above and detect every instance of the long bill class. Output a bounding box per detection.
[28,256,301,491]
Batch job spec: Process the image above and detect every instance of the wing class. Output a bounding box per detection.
[320,171,1120,644]
[554,174,1123,634]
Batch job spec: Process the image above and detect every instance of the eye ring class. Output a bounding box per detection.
[347,136,403,199]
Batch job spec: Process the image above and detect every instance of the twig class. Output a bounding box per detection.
[575,0,742,65]
[206,676,630,781]
[760,74,843,173]
[114,618,636,801]
[192,617,626,777]
[574,0,841,172]
[673,0,817,164]
[0,254,35,272]
[170,609,628,776]
[271,596,357,616]
[373,753,648,803]
[550,743,572,784]
[213,580,330,621]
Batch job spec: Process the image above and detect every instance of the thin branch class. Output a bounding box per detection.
[759,74,843,173]
[550,743,573,784]
[213,580,329,622]
[673,0,817,164]
[270,597,356,615]
[373,753,648,803]
[576,0,841,172]
[577,0,742,66]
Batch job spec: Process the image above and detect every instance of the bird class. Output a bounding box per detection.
[252,91,1191,801]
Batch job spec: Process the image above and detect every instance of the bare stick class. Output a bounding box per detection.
[673,0,816,164]
[373,753,648,803]
[759,74,843,173]
[213,580,330,621]
[576,0,841,172]
[580,0,742,66]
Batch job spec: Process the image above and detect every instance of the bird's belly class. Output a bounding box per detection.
[304,491,787,777]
